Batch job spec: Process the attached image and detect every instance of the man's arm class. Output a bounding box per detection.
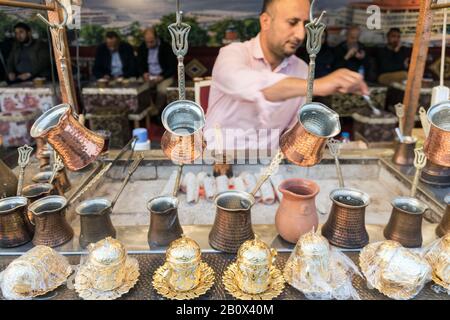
[262,69,369,102]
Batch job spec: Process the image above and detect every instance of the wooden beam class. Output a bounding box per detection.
[431,3,450,10]
[0,0,55,11]
[45,0,79,113]
[402,0,434,136]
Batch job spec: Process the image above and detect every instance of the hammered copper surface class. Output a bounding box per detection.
[420,160,450,187]
[423,103,450,168]
[436,204,450,238]
[32,170,70,196]
[160,131,205,165]
[0,198,33,248]
[33,106,105,171]
[392,139,417,166]
[384,204,424,248]
[0,252,447,300]
[209,207,255,254]
[321,201,369,249]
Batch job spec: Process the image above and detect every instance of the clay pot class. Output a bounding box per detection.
[275,178,320,243]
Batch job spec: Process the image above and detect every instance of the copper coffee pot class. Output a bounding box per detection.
[436,195,450,238]
[0,159,18,199]
[0,196,33,248]
[321,139,370,248]
[208,190,256,253]
[30,104,105,171]
[22,183,56,225]
[423,101,450,168]
[279,102,341,167]
[29,195,74,248]
[147,165,184,248]
[384,149,428,248]
[392,136,417,166]
[35,137,51,170]
[32,170,71,196]
[76,154,143,248]
[160,101,206,164]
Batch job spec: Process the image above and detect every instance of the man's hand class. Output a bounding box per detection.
[18,73,31,81]
[8,73,16,81]
[315,69,369,96]
[355,50,366,60]
[344,47,358,60]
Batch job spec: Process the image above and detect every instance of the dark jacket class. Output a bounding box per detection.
[137,40,177,79]
[93,42,138,79]
[6,38,50,79]
[375,46,410,75]
[333,41,369,74]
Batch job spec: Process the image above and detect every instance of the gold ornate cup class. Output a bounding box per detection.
[235,237,277,294]
[85,237,127,292]
[165,235,202,292]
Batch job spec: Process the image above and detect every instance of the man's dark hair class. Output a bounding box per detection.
[105,31,120,40]
[13,22,31,32]
[387,28,401,36]
[261,0,276,15]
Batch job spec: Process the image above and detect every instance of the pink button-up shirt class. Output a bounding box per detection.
[204,34,308,151]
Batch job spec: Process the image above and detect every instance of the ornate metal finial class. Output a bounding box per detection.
[305,0,327,103]
[410,147,427,197]
[17,145,34,196]
[168,0,191,100]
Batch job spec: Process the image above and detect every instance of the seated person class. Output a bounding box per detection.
[6,22,51,83]
[93,31,138,80]
[137,27,177,110]
[333,26,368,75]
[375,28,410,86]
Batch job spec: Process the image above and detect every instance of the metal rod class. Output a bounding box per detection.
[431,3,450,10]
[0,0,55,11]
[111,153,144,209]
[172,164,183,197]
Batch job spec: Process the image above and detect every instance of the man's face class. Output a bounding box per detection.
[144,31,158,49]
[346,29,360,47]
[106,37,119,51]
[262,0,309,59]
[387,31,401,48]
[14,28,30,43]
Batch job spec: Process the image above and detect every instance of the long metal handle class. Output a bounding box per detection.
[395,103,405,136]
[111,153,144,210]
[410,148,427,197]
[172,164,183,197]
[251,150,284,196]
[419,107,430,138]
[327,138,344,188]
[16,144,33,196]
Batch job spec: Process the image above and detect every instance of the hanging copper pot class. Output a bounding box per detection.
[436,195,450,238]
[0,159,18,199]
[280,102,341,167]
[208,191,255,253]
[392,137,417,166]
[30,104,105,171]
[384,197,428,248]
[147,196,183,248]
[76,198,117,248]
[321,188,370,249]
[29,195,74,247]
[32,170,71,195]
[0,196,33,248]
[423,101,450,168]
[160,100,206,164]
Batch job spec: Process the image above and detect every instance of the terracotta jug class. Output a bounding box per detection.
[275,178,320,244]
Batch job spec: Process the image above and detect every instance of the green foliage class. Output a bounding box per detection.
[79,24,105,46]
[155,13,208,47]
[209,18,259,46]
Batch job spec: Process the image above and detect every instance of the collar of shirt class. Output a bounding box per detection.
[251,33,292,72]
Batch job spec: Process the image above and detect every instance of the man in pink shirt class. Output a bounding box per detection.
[204,0,368,152]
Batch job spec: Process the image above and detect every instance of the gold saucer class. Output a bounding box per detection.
[222,263,285,300]
[152,262,215,300]
[74,257,139,300]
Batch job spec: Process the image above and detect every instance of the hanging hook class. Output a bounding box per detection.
[37,0,69,29]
